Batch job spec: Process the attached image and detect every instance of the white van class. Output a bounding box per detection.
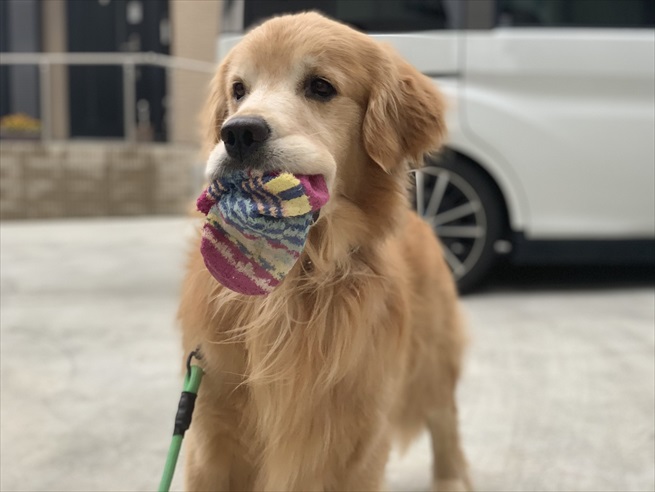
[218,0,655,291]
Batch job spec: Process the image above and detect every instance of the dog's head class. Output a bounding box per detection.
[204,12,446,240]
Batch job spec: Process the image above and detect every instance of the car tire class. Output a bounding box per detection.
[414,152,507,293]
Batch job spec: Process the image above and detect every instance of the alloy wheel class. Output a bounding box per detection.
[414,167,488,280]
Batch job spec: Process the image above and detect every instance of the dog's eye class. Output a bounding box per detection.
[307,77,336,101]
[233,82,246,101]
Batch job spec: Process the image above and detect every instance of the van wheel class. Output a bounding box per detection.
[414,154,507,293]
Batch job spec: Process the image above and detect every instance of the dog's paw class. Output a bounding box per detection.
[433,478,472,492]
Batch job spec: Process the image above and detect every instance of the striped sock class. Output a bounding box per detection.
[196,171,329,295]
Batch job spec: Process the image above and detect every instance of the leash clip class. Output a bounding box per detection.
[186,345,203,377]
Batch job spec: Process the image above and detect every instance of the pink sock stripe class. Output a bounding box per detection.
[196,191,216,215]
[203,222,280,285]
[209,210,298,257]
[202,223,279,292]
[209,215,294,281]
[200,239,267,295]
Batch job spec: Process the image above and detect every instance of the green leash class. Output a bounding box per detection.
[158,348,204,492]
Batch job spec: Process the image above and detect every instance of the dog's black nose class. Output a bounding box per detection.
[221,116,270,162]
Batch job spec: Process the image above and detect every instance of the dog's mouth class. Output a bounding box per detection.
[222,165,328,214]
[208,153,330,223]
[199,169,330,219]
[205,138,337,194]
[218,152,276,176]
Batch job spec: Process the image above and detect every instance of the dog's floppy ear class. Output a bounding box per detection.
[363,49,447,172]
[204,60,230,154]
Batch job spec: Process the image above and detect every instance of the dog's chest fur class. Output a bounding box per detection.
[183,248,411,484]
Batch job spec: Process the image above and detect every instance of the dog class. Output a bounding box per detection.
[178,12,471,492]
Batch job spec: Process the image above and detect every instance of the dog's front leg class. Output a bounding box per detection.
[255,475,324,492]
[184,429,232,492]
[253,450,325,492]
[253,418,391,492]
[332,428,392,492]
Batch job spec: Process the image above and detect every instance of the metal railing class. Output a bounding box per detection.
[0,52,217,143]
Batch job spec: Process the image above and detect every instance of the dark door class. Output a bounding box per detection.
[66,0,169,140]
[1,0,41,120]
[0,0,10,118]
[67,0,124,138]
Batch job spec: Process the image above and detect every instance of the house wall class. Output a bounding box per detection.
[0,142,202,219]
[169,0,221,146]
[0,1,222,219]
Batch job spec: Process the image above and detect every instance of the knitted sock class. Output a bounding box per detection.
[196,171,329,295]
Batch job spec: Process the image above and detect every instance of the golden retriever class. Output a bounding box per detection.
[178,12,471,492]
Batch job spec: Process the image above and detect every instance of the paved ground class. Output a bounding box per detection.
[1,218,653,492]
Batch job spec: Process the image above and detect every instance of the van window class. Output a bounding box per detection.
[498,0,655,28]
[241,0,459,32]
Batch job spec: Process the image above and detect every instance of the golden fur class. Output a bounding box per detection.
[178,12,471,491]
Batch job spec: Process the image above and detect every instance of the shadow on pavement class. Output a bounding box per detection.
[471,263,655,295]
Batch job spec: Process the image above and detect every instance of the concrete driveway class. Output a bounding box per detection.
[1,218,653,492]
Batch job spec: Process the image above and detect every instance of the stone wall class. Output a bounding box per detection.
[0,142,203,219]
